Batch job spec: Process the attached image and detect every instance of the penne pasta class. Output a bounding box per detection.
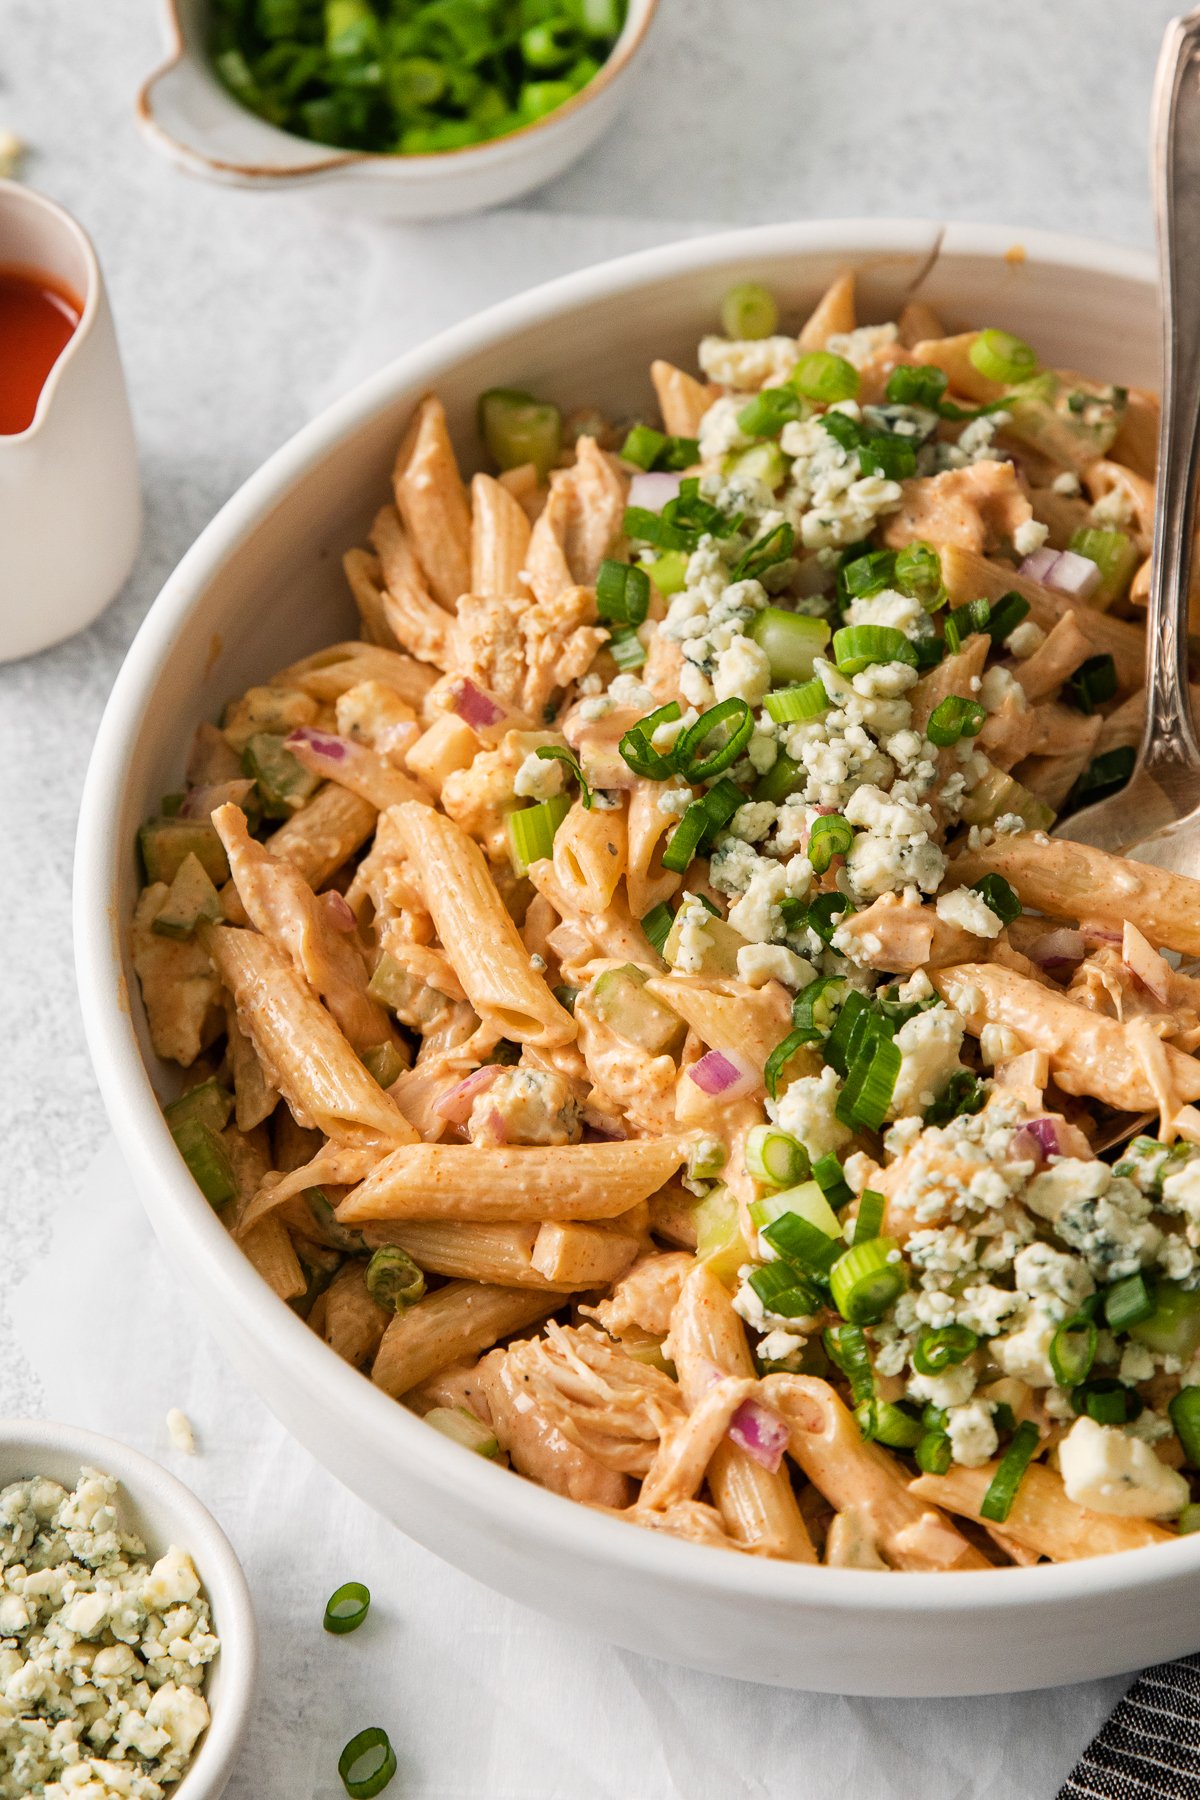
[908,1462,1174,1561]
[337,1137,688,1225]
[371,1281,556,1398]
[285,727,434,814]
[940,546,1145,688]
[649,359,714,438]
[469,471,532,599]
[391,394,472,611]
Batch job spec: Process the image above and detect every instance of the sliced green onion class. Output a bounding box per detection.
[812,1153,854,1212]
[424,1405,500,1458]
[894,540,946,610]
[619,423,699,472]
[790,974,845,1041]
[324,1581,371,1635]
[865,1399,925,1449]
[752,751,806,805]
[1068,527,1138,606]
[675,698,754,781]
[595,558,651,626]
[660,801,713,875]
[835,1033,901,1132]
[831,624,918,674]
[1065,652,1118,716]
[1104,1272,1156,1331]
[852,1190,885,1245]
[858,432,917,480]
[824,1323,876,1409]
[641,902,675,957]
[841,548,896,598]
[792,350,859,403]
[913,1323,978,1376]
[730,522,795,584]
[745,1125,809,1188]
[1071,1379,1142,1425]
[721,281,778,340]
[885,364,948,409]
[170,1117,238,1209]
[926,695,986,747]
[763,1028,812,1101]
[970,873,1021,926]
[983,591,1031,643]
[535,745,593,810]
[916,1430,953,1474]
[618,700,682,780]
[969,328,1038,386]
[338,1725,397,1798]
[823,990,877,1077]
[829,1238,906,1325]
[804,892,853,945]
[365,1246,425,1312]
[164,1078,233,1136]
[923,1071,985,1127]
[608,626,647,670]
[762,1210,840,1275]
[1130,1279,1200,1358]
[807,813,852,875]
[748,1261,822,1319]
[1049,1316,1098,1388]
[747,607,831,683]
[737,385,806,438]
[1071,746,1135,807]
[507,793,570,872]
[763,678,828,725]
[979,1419,1041,1524]
[642,549,689,594]
[478,389,562,479]
[725,440,788,490]
[1179,1503,1200,1535]
[520,18,576,67]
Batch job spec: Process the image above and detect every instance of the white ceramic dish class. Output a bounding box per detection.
[0,1418,256,1797]
[136,0,658,220]
[74,218,1199,1697]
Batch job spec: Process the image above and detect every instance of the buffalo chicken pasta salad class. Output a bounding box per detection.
[132,270,1200,1572]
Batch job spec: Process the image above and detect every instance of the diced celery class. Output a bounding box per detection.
[139,817,230,888]
[361,1041,408,1088]
[170,1117,237,1208]
[478,388,562,479]
[748,608,831,684]
[1003,371,1126,472]
[423,1406,500,1458]
[368,952,455,1030]
[164,1079,233,1134]
[693,1185,753,1286]
[1130,1280,1200,1360]
[242,732,320,818]
[150,852,222,940]
[1068,527,1139,609]
[590,965,685,1055]
[642,550,689,595]
[958,762,1055,832]
[723,441,787,491]
[662,910,744,978]
[748,1179,842,1240]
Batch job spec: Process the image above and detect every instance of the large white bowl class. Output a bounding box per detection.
[136,0,658,220]
[0,1419,256,1798]
[74,219,1196,1697]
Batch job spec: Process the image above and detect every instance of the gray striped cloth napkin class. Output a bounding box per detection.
[1059,1655,1200,1798]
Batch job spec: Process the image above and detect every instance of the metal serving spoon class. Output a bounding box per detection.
[1055,9,1200,871]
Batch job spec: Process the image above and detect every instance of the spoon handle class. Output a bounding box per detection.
[1142,10,1200,773]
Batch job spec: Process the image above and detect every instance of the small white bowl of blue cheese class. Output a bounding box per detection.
[0,1420,256,1799]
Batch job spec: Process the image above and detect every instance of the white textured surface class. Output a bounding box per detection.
[0,0,1184,1791]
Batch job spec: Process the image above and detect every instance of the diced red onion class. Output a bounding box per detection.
[1028,927,1086,971]
[687,1049,757,1101]
[727,1398,789,1473]
[1018,546,1102,600]
[580,1106,627,1140]
[1082,923,1122,946]
[484,1107,508,1146]
[321,890,357,933]
[1123,924,1171,1003]
[432,1064,502,1124]
[1012,1117,1060,1166]
[628,471,682,512]
[286,726,347,761]
[454,679,505,730]
[181,778,255,820]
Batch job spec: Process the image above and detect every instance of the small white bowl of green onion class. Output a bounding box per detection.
[137,0,659,219]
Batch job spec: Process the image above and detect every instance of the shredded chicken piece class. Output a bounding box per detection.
[882,460,1036,556]
[619,1499,741,1551]
[583,1252,694,1340]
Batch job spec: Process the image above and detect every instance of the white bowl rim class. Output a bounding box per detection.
[0,1416,257,1794]
[76,214,1197,1634]
[137,0,659,183]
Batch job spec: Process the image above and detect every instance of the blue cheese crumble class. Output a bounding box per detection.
[0,1471,218,1800]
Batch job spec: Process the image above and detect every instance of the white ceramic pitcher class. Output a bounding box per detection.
[0,181,141,661]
